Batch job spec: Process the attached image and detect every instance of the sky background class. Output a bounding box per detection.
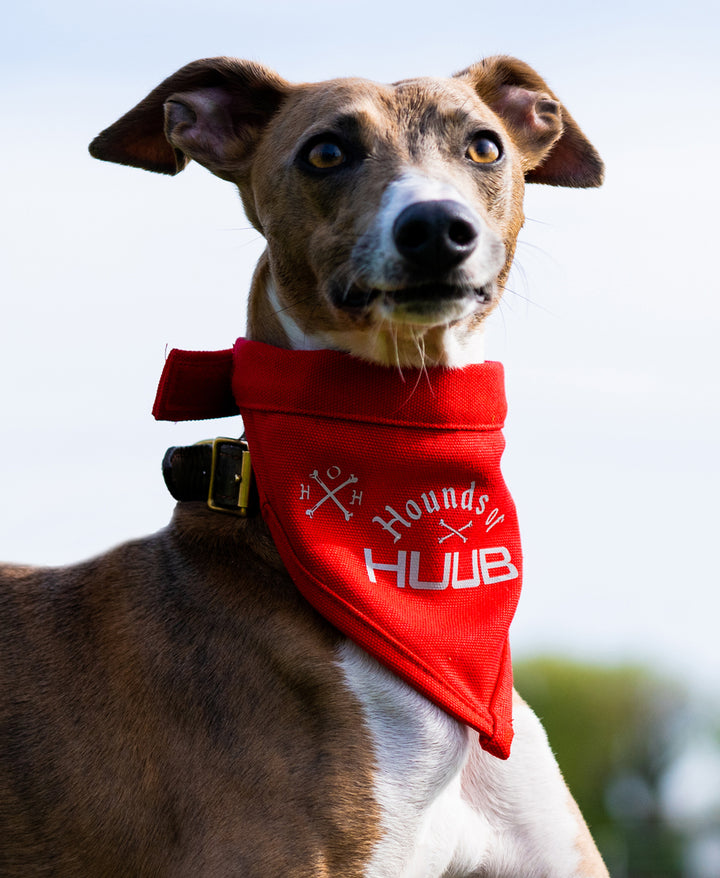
[2,1,719,697]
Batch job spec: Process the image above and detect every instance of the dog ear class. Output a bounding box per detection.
[457,56,604,188]
[89,58,291,179]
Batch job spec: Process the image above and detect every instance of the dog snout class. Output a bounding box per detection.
[392,200,479,273]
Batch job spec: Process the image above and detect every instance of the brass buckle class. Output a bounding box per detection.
[206,438,254,516]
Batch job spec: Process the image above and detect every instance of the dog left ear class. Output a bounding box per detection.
[89,58,290,179]
[457,56,604,188]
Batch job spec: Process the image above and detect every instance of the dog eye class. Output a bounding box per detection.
[467,135,501,165]
[305,140,347,170]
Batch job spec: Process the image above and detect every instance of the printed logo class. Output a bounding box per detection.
[438,519,473,543]
[301,466,363,522]
[363,546,519,590]
[371,481,505,543]
[297,465,518,591]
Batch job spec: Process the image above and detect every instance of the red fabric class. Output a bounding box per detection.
[154,338,523,758]
[152,348,238,421]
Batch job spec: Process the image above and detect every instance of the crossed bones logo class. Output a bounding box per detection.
[304,467,360,522]
[438,519,473,544]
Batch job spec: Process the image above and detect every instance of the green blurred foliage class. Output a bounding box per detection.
[514,657,688,877]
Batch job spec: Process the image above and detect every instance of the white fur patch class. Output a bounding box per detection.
[266,279,326,351]
[336,640,490,878]
[337,642,593,877]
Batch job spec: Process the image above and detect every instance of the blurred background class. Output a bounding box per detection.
[2,1,719,873]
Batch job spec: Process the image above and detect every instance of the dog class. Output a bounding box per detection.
[1,56,610,876]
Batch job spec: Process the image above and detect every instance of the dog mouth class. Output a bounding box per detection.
[333,283,493,319]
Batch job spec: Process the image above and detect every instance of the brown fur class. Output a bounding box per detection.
[1,507,379,876]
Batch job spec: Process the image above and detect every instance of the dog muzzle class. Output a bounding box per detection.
[154,338,522,758]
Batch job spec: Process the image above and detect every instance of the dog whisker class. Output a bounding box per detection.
[503,283,555,316]
[411,332,432,398]
[271,293,317,317]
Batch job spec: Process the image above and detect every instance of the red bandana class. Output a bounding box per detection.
[154,339,522,758]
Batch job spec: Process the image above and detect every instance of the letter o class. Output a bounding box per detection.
[405,500,422,520]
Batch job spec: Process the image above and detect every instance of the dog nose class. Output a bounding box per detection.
[393,200,479,272]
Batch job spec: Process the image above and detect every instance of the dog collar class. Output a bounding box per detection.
[154,339,522,758]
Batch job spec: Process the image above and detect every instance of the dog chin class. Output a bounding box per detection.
[377,292,488,327]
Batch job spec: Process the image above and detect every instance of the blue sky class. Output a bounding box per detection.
[2,0,719,693]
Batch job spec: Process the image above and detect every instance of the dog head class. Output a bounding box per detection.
[91,57,603,366]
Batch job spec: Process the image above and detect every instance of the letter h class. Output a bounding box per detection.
[364,549,407,589]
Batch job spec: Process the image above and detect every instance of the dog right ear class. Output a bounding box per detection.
[89,58,290,179]
[457,56,604,188]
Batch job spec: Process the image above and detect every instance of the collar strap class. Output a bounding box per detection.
[153,348,239,422]
[162,438,257,516]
